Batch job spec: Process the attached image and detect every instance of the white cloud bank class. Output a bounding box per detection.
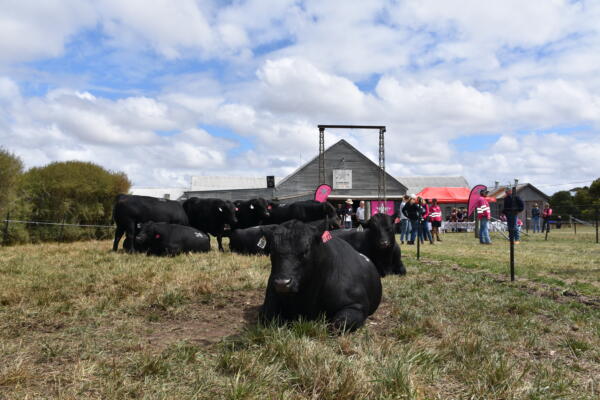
[1,0,600,192]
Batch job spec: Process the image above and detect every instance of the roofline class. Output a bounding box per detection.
[276,139,407,191]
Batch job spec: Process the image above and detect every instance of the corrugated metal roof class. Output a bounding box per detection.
[190,176,282,191]
[130,187,187,200]
[396,176,469,195]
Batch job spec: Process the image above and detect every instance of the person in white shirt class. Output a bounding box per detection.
[356,200,366,226]
[343,199,354,229]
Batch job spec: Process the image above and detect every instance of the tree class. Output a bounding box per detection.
[0,147,24,215]
[549,190,577,219]
[18,161,131,242]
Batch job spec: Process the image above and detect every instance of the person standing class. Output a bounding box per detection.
[342,199,354,229]
[397,195,411,244]
[356,200,366,227]
[476,189,492,244]
[502,187,525,244]
[531,203,541,233]
[419,197,434,244]
[402,195,421,245]
[429,198,442,242]
[542,203,552,233]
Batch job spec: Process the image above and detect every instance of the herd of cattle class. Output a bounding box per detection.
[112,194,406,331]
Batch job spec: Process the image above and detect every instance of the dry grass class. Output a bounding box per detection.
[0,235,599,399]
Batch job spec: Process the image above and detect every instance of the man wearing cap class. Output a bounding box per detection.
[343,199,354,229]
[502,187,525,244]
[476,189,492,244]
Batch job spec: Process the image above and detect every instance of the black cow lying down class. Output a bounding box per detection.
[260,220,382,332]
[229,224,278,255]
[331,213,405,277]
[230,218,341,256]
[135,222,210,256]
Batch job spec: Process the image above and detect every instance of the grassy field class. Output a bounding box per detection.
[1,232,599,399]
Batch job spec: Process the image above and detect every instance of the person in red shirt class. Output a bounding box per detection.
[429,198,442,242]
[542,203,553,233]
[476,189,492,244]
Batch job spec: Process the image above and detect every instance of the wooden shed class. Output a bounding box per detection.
[183,139,407,215]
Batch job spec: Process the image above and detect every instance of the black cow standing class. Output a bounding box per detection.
[260,220,382,332]
[331,213,406,277]
[267,200,338,225]
[182,198,237,252]
[135,222,210,256]
[112,194,189,252]
[234,198,270,229]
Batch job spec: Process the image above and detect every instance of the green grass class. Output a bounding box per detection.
[0,235,599,399]
[411,226,600,297]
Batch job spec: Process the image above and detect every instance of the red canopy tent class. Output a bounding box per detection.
[416,187,496,204]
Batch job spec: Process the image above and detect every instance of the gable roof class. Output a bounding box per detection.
[276,139,407,192]
[489,183,549,200]
[397,176,470,195]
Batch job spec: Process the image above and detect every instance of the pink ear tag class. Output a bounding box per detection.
[394,217,400,224]
[321,231,332,243]
[235,207,239,211]
[155,234,161,239]
[267,205,272,210]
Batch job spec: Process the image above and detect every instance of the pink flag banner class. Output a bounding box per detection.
[314,184,332,203]
[370,200,395,216]
[468,184,488,217]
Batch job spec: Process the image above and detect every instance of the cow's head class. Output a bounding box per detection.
[249,198,270,219]
[366,213,395,249]
[217,200,238,228]
[135,221,158,245]
[322,202,341,227]
[265,221,325,295]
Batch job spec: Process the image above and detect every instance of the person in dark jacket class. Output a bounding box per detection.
[402,195,421,245]
[502,188,525,243]
[531,203,541,233]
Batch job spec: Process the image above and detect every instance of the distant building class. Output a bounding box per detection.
[184,139,408,215]
[489,183,550,223]
[396,176,470,196]
[130,187,187,201]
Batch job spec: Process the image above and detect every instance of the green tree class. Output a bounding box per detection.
[18,161,131,242]
[0,147,24,216]
[549,190,577,219]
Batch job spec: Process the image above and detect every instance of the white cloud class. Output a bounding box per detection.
[1,1,600,193]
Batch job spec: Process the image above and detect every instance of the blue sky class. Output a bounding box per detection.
[1,0,599,192]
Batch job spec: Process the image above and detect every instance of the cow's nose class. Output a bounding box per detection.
[274,278,293,293]
[380,240,390,248]
[265,212,270,217]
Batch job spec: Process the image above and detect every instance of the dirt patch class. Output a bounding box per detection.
[422,259,600,309]
[141,289,264,349]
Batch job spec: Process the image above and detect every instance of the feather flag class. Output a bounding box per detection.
[314,184,332,203]
[468,184,488,217]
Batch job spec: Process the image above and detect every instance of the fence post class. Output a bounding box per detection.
[3,211,9,245]
[417,220,421,260]
[596,206,598,244]
[573,216,577,235]
[59,215,66,242]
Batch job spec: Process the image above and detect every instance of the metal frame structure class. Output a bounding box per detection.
[317,125,387,202]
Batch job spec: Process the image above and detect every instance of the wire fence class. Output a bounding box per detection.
[2,218,115,245]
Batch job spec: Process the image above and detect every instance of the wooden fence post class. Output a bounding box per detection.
[2,211,9,245]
